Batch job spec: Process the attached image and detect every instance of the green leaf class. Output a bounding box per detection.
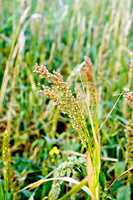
[0,181,5,200]
[99,171,106,189]
[114,162,126,177]
[117,185,131,200]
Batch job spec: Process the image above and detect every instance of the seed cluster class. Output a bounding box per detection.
[124,91,133,109]
[34,64,90,147]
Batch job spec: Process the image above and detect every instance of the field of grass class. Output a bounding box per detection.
[0,0,133,199]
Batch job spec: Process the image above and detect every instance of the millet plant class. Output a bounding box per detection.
[34,57,100,200]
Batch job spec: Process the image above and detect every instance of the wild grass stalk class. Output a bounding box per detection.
[2,130,11,193]
[0,5,30,198]
[0,6,30,113]
[34,56,101,199]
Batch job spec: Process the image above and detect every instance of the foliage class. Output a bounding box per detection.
[0,0,133,199]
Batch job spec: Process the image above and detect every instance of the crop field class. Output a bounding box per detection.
[0,0,133,199]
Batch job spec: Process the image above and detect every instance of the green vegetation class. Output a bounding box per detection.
[0,0,133,199]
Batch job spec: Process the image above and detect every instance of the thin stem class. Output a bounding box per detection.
[99,93,123,131]
[58,177,91,200]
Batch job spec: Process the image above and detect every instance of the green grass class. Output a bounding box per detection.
[0,0,133,199]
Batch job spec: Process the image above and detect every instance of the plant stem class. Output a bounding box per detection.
[87,144,100,200]
[58,178,89,200]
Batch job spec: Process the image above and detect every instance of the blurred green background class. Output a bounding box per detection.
[0,0,133,199]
